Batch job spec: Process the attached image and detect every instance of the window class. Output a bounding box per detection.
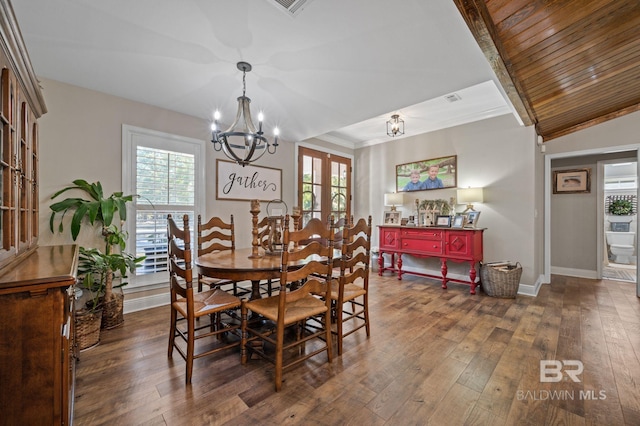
[122,125,205,288]
[297,146,351,227]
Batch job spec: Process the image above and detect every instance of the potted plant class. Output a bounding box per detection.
[608,199,634,216]
[49,179,144,331]
[608,198,635,232]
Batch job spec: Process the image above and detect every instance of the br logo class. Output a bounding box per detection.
[540,360,583,382]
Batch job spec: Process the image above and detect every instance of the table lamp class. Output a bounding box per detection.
[384,193,404,211]
[457,187,484,213]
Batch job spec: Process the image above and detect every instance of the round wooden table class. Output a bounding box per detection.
[195,247,340,300]
[195,247,283,300]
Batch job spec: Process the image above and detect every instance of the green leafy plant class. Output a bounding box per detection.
[609,199,634,215]
[49,179,133,254]
[78,248,144,310]
[49,179,144,311]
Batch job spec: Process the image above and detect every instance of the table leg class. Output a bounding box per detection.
[250,280,262,300]
[469,262,477,295]
[441,259,448,289]
[397,254,403,280]
[378,252,384,276]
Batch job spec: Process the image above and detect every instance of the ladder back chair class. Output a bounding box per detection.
[197,214,244,295]
[254,216,276,296]
[167,214,241,384]
[240,215,335,391]
[331,216,372,355]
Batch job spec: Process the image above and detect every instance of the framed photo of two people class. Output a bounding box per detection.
[396,155,457,192]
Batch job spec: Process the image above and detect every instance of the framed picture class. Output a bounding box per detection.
[452,214,466,229]
[396,155,457,192]
[384,210,401,224]
[436,215,451,227]
[465,211,481,228]
[553,168,591,194]
[216,159,282,201]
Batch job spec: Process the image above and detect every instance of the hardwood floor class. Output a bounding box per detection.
[73,274,640,425]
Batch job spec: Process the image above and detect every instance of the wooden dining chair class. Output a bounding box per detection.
[330,216,372,355]
[253,216,276,296]
[240,215,335,391]
[196,214,247,296]
[167,214,242,384]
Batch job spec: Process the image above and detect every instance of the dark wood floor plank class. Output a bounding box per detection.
[71,273,640,425]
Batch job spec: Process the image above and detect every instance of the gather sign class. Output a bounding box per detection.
[216,159,282,201]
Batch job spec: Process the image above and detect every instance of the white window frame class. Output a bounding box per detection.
[122,125,205,290]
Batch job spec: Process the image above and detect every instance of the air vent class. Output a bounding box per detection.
[266,0,315,17]
[444,93,462,103]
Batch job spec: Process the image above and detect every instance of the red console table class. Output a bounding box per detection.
[378,225,484,294]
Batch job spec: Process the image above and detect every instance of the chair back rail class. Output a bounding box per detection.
[241,215,336,391]
[167,213,242,384]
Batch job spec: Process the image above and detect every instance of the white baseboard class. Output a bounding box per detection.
[124,293,169,314]
[550,266,598,279]
[517,274,546,297]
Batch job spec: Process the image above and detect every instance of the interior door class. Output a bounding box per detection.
[297,146,351,227]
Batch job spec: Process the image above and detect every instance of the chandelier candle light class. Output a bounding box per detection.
[386,114,404,137]
[211,62,279,166]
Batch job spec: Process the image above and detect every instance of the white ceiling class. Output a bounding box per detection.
[12,0,517,148]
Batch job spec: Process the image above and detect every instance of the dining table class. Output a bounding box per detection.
[195,247,341,300]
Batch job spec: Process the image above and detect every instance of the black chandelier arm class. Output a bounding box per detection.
[210,62,280,166]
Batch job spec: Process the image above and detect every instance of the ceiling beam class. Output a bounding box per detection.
[452,0,534,127]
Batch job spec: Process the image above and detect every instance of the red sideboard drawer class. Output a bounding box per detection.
[402,238,443,254]
[401,228,442,240]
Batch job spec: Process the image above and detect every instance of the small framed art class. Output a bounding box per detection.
[553,168,591,194]
[452,215,466,229]
[384,210,402,225]
[465,211,481,228]
[436,215,451,227]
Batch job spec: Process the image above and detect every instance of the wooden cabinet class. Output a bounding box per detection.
[0,2,68,424]
[0,1,47,271]
[0,244,79,425]
[378,225,484,294]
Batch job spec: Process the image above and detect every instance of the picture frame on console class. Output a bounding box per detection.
[384,210,401,225]
[436,215,452,227]
[452,214,466,229]
[465,211,481,228]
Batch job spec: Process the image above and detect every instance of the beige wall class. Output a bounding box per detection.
[353,114,539,285]
[38,78,297,306]
[38,76,640,299]
[544,110,640,276]
[38,78,296,252]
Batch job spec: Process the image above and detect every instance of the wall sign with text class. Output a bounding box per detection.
[216,159,282,201]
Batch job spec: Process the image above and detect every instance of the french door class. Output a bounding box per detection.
[297,146,351,227]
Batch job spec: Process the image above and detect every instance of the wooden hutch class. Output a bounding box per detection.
[0,1,78,425]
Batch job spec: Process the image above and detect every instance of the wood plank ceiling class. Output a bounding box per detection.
[453,0,640,142]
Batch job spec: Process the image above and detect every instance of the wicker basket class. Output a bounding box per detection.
[101,292,125,329]
[480,262,522,298]
[76,308,102,351]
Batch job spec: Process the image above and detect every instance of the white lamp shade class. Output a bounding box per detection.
[457,187,484,204]
[384,192,404,207]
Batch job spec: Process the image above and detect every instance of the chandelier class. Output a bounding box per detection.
[211,62,279,166]
[386,114,404,137]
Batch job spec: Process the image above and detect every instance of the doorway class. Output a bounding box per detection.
[601,160,637,283]
[297,146,351,226]
[545,146,640,298]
